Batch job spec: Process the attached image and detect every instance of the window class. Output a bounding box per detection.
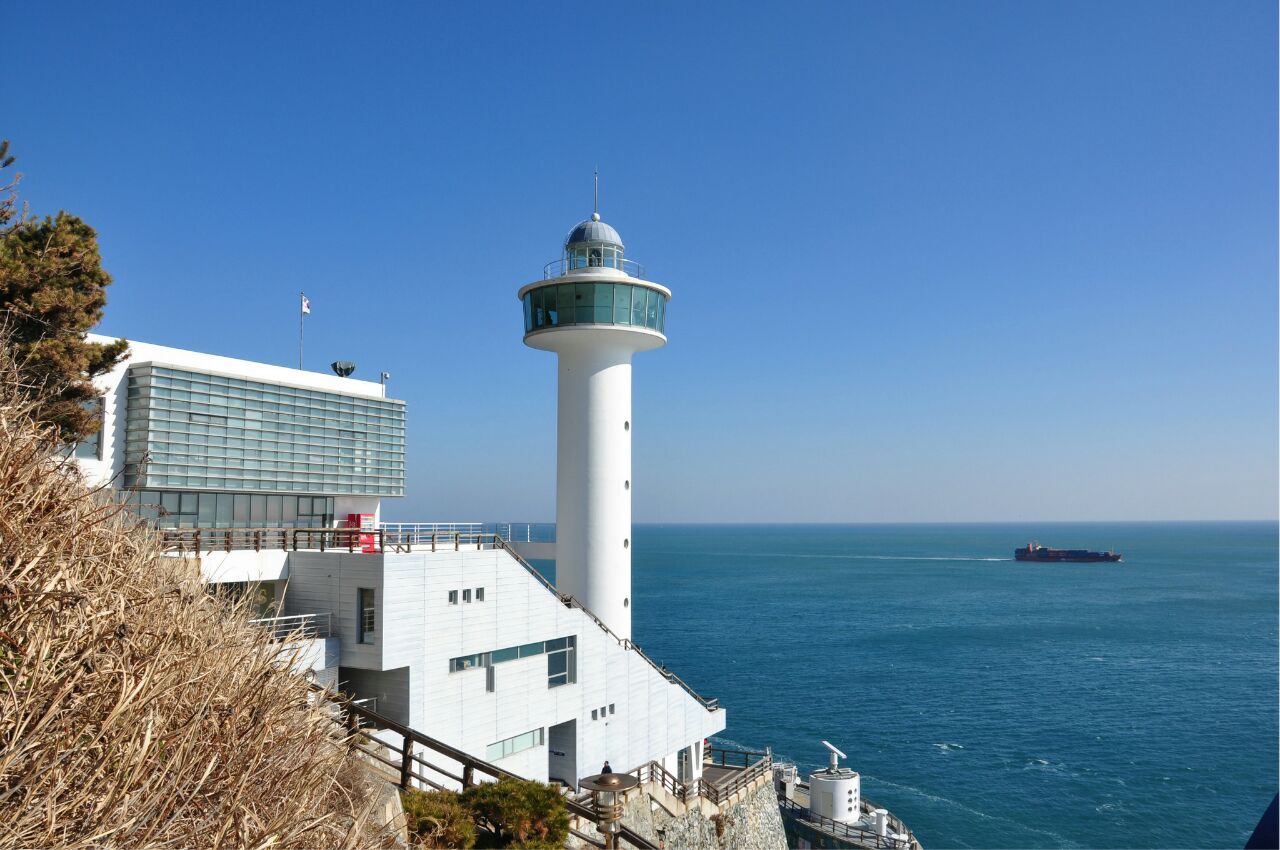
[73,398,104,459]
[449,653,487,673]
[463,589,472,603]
[485,727,544,762]
[476,587,485,602]
[450,636,576,689]
[448,590,458,605]
[521,283,668,335]
[609,704,615,715]
[546,635,576,688]
[591,709,598,721]
[357,588,375,644]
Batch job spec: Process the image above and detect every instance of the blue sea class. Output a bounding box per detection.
[623,523,1278,850]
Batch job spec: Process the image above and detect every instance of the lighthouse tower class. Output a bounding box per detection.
[518,207,670,640]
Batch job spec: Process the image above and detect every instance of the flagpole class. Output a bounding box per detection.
[299,291,305,369]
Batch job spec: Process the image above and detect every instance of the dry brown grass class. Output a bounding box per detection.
[0,351,388,849]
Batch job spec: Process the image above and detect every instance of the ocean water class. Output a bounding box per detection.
[622,522,1278,850]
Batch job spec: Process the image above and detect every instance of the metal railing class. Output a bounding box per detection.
[777,793,916,850]
[381,522,556,544]
[543,257,646,280]
[319,687,656,850]
[248,611,331,641]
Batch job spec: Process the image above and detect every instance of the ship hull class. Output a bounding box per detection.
[1015,549,1122,563]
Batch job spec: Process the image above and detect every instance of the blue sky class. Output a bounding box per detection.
[9,1,1276,521]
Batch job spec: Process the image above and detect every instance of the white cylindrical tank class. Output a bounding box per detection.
[875,808,889,837]
[808,768,861,824]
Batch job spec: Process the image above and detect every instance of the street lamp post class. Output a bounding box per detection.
[578,772,639,849]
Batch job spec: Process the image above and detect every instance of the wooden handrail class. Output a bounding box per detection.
[315,686,657,850]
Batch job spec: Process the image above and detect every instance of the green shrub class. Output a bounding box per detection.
[461,779,570,849]
[401,788,477,849]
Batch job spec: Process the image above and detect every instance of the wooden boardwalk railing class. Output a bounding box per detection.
[318,687,657,850]
[617,748,773,810]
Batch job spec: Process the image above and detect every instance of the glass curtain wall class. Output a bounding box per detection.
[123,365,405,495]
[128,489,335,528]
[523,282,666,334]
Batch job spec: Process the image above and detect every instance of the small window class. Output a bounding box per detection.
[357,588,375,644]
[448,590,458,605]
[476,587,484,602]
[609,704,615,715]
[463,589,472,603]
[591,709,598,721]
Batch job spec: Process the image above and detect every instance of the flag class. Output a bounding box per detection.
[301,294,311,315]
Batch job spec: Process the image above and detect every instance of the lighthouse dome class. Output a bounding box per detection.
[565,213,624,250]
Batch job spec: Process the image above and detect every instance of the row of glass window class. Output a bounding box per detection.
[124,431,404,457]
[132,391,404,426]
[141,459,401,476]
[137,409,401,440]
[137,465,398,482]
[127,473,402,494]
[125,489,336,528]
[449,636,577,690]
[130,437,400,458]
[130,386,405,426]
[486,727,544,763]
[133,443,403,463]
[522,282,667,333]
[139,366,404,413]
[567,244,624,268]
[127,424,402,450]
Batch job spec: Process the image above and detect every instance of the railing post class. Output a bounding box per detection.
[400,737,414,789]
[462,765,474,787]
[224,530,231,552]
[346,706,360,737]
[194,528,201,553]
[254,529,261,552]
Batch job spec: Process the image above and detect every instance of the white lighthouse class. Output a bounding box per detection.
[518,207,670,640]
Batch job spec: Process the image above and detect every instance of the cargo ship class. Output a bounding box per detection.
[1015,542,1122,562]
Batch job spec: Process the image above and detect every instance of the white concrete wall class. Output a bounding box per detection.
[196,550,290,584]
[404,546,724,786]
[280,546,725,786]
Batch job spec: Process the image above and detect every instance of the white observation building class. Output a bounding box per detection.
[518,211,671,640]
